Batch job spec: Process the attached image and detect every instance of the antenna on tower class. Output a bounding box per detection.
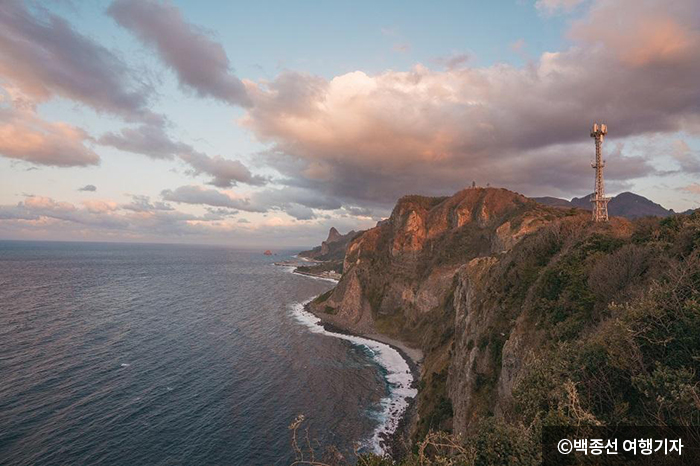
[590,123,610,222]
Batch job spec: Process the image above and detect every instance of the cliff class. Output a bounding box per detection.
[309,187,564,436]
[308,186,700,458]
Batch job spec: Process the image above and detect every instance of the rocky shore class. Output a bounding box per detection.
[307,305,423,459]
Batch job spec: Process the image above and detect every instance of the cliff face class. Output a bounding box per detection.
[312,188,554,338]
[444,214,638,435]
[303,186,700,462]
[309,186,700,446]
[309,188,566,436]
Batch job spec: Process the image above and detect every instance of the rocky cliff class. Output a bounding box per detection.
[309,187,566,436]
[309,186,700,451]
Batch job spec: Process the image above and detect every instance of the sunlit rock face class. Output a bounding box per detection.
[314,187,555,330]
[309,187,564,437]
[309,185,673,441]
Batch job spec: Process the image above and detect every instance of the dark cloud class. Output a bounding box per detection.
[0,0,155,121]
[99,123,266,187]
[78,184,97,192]
[98,124,183,160]
[179,151,266,188]
[203,207,238,220]
[343,205,374,217]
[161,185,262,211]
[108,0,251,107]
[241,0,700,205]
[252,186,342,211]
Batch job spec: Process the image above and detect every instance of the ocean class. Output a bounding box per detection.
[0,241,415,465]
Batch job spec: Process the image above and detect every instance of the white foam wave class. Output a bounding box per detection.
[293,271,340,283]
[289,300,417,454]
[278,263,340,283]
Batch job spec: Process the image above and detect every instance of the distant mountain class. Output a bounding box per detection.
[533,192,673,219]
[531,196,573,208]
[298,227,360,261]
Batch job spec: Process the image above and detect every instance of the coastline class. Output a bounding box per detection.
[292,269,341,282]
[282,259,421,457]
[307,308,422,459]
[319,320,422,379]
[273,260,342,283]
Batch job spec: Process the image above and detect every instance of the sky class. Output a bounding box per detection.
[1,0,699,247]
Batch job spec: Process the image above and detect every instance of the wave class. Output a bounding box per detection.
[277,263,340,284]
[289,300,417,455]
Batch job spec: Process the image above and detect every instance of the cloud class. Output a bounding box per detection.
[510,39,526,53]
[122,194,174,212]
[535,0,587,15]
[569,0,700,67]
[0,193,378,246]
[179,151,266,188]
[78,184,97,192]
[98,123,183,160]
[161,184,343,220]
[82,199,119,213]
[108,0,251,107]
[0,0,154,121]
[252,186,342,211]
[24,195,75,212]
[241,0,699,205]
[0,106,99,167]
[433,53,471,71]
[161,185,260,211]
[0,193,200,237]
[680,183,700,194]
[671,139,700,173]
[99,123,266,187]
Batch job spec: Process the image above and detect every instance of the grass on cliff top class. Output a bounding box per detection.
[301,210,699,465]
[290,212,700,465]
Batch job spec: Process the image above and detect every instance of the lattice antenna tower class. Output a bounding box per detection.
[590,123,610,222]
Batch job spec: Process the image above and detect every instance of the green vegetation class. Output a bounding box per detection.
[294,211,700,465]
[312,289,334,304]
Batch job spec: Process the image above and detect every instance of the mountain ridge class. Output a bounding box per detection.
[533,191,673,218]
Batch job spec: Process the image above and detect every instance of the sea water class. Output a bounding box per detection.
[0,241,415,465]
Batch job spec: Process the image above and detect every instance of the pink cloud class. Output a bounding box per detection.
[82,200,119,214]
[681,183,700,195]
[0,108,99,167]
[569,0,700,66]
[240,0,699,204]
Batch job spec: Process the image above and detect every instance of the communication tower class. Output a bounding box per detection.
[590,123,610,222]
